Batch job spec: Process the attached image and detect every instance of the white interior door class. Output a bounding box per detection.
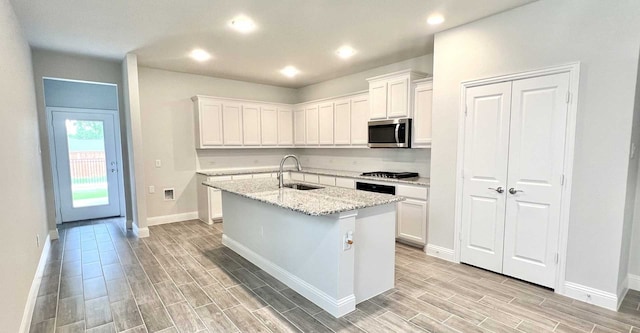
[460,82,512,273]
[51,110,121,222]
[502,73,570,288]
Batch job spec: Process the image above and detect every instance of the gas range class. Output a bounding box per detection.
[360,171,419,179]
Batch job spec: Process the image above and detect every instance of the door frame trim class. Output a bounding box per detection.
[453,62,581,293]
[46,106,126,224]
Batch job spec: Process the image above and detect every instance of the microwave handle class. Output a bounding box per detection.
[394,123,400,144]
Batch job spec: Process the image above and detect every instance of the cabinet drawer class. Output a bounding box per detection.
[208,175,233,182]
[232,174,253,180]
[252,173,272,179]
[291,172,305,181]
[318,175,336,186]
[396,185,428,200]
[304,174,320,184]
[335,177,355,189]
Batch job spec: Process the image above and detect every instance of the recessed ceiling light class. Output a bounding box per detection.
[280,66,300,78]
[336,46,356,59]
[190,49,211,62]
[230,15,256,33]
[427,14,445,25]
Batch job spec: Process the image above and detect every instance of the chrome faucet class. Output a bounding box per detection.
[278,154,302,188]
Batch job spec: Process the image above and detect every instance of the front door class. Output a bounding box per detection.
[51,110,122,222]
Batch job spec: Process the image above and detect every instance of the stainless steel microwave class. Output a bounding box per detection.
[368,118,412,148]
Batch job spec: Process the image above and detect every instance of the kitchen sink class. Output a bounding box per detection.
[283,183,324,191]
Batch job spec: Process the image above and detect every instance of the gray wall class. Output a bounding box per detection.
[137,67,298,219]
[628,54,640,279]
[296,54,433,102]
[31,49,130,228]
[0,0,49,330]
[429,0,640,294]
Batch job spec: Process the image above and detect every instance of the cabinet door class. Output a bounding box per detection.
[294,109,305,145]
[198,100,223,146]
[387,77,409,118]
[260,105,278,146]
[413,84,433,147]
[242,104,261,146]
[305,105,319,145]
[350,95,369,145]
[369,81,387,120]
[397,199,428,245]
[278,108,293,146]
[318,102,334,145]
[334,99,351,145]
[208,188,223,220]
[222,103,243,145]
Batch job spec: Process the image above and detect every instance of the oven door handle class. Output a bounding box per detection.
[394,123,400,145]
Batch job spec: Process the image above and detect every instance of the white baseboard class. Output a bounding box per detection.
[425,244,456,263]
[133,224,149,238]
[20,234,51,333]
[222,234,356,317]
[629,274,640,291]
[147,211,198,226]
[562,281,619,311]
[48,229,59,240]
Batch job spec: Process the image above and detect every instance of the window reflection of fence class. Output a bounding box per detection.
[70,157,107,185]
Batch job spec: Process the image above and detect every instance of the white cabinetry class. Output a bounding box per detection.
[305,105,319,145]
[277,108,293,146]
[193,97,223,148]
[334,99,351,145]
[367,70,427,121]
[242,104,261,146]
[413,79,433,148]
[294,108,305,145]
[260,106,278,146]
[350,94,369,145]
[318,102,334,145]
[396,184,429,246]
[222,103,243,145]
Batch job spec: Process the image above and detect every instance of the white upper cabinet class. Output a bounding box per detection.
[413,79,433,147]
[350,94,369,145]
[242,104,261,146]
[260,105,278,146]
[369,81,387,120]
[192,96,223,148]
[334,99,351,145]
[367,70,427,121]
[318,102,334,145]
[223,102,243,145]
[294,108,306,145]
[305,104,319,145]
[277,107,293,146]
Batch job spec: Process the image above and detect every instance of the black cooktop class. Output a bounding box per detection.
[361,171,419,179]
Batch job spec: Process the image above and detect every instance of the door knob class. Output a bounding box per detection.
[508,188,523,194]
[488,187,504,193]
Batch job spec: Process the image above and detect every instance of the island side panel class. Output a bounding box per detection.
[354,203,397,302]
[220,191,357,317]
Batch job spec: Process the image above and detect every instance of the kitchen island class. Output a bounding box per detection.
[203,178,403,317]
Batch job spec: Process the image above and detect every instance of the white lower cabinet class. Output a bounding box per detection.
[335,177,355,189]
[397,198,428,245]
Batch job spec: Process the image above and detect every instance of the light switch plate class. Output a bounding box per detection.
[155,160,162,168]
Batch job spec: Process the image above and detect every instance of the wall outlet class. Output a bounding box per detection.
[155,159,162,168]
[631,143,637,159]
[164,188,175,200]
[149,186,155,194]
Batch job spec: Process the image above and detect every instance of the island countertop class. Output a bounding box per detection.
[203,178,404,216]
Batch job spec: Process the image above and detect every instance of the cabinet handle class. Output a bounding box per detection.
[508,188,524,195]
[488,187,504,194]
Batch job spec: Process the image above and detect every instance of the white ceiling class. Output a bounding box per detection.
[11,0,535,88]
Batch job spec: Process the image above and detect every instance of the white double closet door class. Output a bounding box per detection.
[460,73,570,288]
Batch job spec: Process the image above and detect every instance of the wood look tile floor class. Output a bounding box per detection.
[30,218,640,333]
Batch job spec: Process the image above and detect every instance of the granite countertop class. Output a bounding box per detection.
[197,167,430,186]
[203,178,404,216]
